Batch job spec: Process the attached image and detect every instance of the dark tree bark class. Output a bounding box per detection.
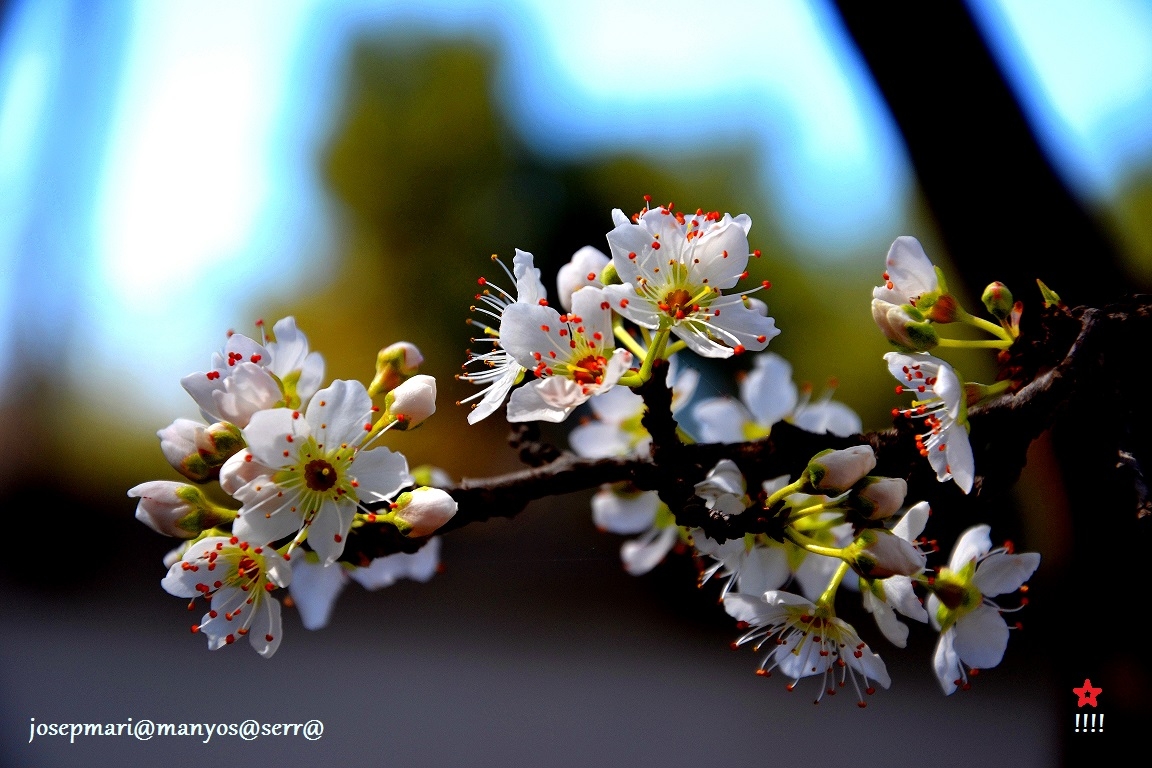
[830,0,1128,305]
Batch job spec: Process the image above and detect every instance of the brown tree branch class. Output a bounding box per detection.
[343,296,1152,561]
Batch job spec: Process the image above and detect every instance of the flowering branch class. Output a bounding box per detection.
[334,296,1148,566]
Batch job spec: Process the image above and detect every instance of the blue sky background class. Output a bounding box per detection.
[2,0,1152,417]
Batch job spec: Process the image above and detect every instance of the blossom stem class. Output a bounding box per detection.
[664,340,687,356]
[618,328,671,387]
[935,337,1013,350]
[816,561,851,607]
[765,477,808,508]
[613,316,648,359]
[785,527,846,560]
[956,306,1015,342]
[786,502,829,522]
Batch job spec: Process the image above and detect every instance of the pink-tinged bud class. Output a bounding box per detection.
[391,487,457,537]
[805,446,877,495]
[871,299,938,352]
[981,281,1014,320]
[384,375,437,429]
[157,419,244,482]
[369,342,425,396]
[849,477,908,520]
[128,481,235,538]
[847,529,926,579]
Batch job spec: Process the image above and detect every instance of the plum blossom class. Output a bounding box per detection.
[288,539,441,630]
[859,502,930,647]
[501,285,632,423]
[695,473,848,602]
[601,205,779,358]
[161,535,292,658]
[928,524,1040,694]
[180,317,324,427]
[724,590,890,706]
[458,250,548,424]
[886,352,974,493]
[693,352,860,443]
[223,379,412,565]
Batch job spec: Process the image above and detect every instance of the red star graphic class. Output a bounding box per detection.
[1072,679,1102,708]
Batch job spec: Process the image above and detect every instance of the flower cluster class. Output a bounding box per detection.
[131,319,455,657]
[130,197,1048,707]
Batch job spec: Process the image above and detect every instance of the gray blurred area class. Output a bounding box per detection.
[1,489,1055,768]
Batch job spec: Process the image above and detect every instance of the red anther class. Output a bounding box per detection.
[733,345,746,355]
[857,701,867,708]
[1019,585,1029,593]
[477,277,487,285]
[891,408,900,417]
[628,251,637,260]
[558,329,568,337]
[714,309,720,316]
[754,249,762,258]
[225,634,236,645]
[334,533,342,543]
[739,271,749,280]
[756,335,766,343]
[540,325,550,332]
[1004,540,1015,553]
[619,299,629,308]
[250,354,261,363]
[970,669,980,676]
[206,371,220,380]
[651,241,661,250]
[761,280,771,289]
[593,332,602,340]
[230,536,239,544]
[587,272,596,280]
[266,634,274,642]
[722,250,728,258]
[191,624,200,633]
[538,298,548,306]
[643,194,652,202]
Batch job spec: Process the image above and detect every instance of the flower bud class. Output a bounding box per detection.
[369,342,425,397]
[846,476,908,520]
[805,446,877,495]
[157,419,244,482]
[390,487,457,537]
[128,481,236,538]
[846,528,926,579]
[158,419,209,481]
[871,299,938,352]
[383,374,437,429]
[981,281,1014,320]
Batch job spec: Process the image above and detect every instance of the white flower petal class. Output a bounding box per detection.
[739,353,798,429]
[933,628,961,695]
[793,401,862,437]
[506,378,583,423]
[621,525,678,575]
[557,246,609,311]
[248,593,283,658]
[950,525,992,570]
[691,214,751,290]
[953,604,1009,669]
[350,446,412,503]
[692,398,748,444]
[512,248,547,305]
[350,537,441,588]
[863,588,909,648]
[601,283,661,330]
[570,421,636,459]
[973,551,1041,597]
[736,545,791,595]
[892,501,930,541]
[466,363,521,425]
[306,380,373,446]
[308,498,356,566]
[288,559,347,631]
[592,489,659,535]
[874,236,938,304]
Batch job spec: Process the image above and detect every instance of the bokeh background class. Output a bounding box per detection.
[2,1,1151,765]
